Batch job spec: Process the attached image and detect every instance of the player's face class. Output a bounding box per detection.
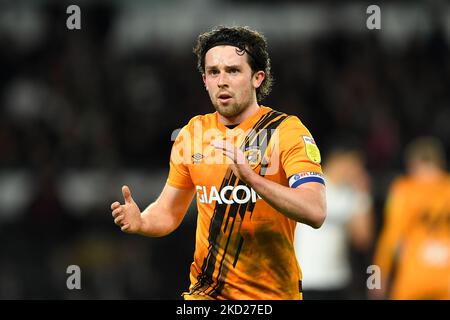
[203,45,263,119]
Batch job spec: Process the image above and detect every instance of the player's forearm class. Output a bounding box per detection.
[137,202,179,237]
[373,234,396,282]
[247,172,326,228]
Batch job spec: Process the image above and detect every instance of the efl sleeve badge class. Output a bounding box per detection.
[302,136,321,164]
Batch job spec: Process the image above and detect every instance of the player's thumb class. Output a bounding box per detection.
[122,185,134,204]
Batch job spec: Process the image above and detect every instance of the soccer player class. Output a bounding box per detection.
[372,136,450,299]
[110,26,326,300]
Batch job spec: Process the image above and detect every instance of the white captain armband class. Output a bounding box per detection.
[288,172,325,188]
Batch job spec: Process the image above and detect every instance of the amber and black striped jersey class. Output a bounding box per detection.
[167,106,324,300]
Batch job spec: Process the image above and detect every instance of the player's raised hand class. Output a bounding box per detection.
[110,185,143,234]
[211,139,254,184]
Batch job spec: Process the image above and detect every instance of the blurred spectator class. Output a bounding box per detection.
[294,145,374,299]
[372,136,450,300]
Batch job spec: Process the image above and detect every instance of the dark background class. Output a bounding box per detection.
[0,0,448,299]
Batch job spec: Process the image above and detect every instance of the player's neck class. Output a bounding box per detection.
[411,165,444,181]
[218,102,260,126]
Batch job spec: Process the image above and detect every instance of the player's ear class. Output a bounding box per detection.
[252,71,265,89]
[202,73,208,90]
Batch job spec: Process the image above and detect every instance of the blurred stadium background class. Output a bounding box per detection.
[0,0,449,299]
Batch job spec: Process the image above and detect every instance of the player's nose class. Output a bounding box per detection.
[217,72,229,87]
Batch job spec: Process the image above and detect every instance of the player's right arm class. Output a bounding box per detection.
[111,122,197,237]
[110,183,195,237]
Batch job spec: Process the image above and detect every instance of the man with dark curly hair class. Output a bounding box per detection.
[110,26,326,300]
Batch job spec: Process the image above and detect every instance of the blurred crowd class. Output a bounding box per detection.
[0,1,449,299]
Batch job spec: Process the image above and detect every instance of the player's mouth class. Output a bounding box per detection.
[217,92,233,104]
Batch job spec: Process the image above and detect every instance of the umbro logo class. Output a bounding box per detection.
[192,153,205,163]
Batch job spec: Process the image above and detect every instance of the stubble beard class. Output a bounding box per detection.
[211,93,252,120]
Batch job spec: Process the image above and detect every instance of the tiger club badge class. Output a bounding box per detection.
[302,136,321,164]
[244,146,262,169]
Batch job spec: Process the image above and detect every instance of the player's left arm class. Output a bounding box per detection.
[247,173,326,228]
[212,140,326,228]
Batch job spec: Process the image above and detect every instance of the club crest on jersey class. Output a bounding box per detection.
[302,136,321,164]
[244,146,261,169]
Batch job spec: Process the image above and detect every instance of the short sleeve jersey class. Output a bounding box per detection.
[168,106,324,300]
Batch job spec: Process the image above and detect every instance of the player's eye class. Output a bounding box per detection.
[229,68,239,74]
[208,69,219,75]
